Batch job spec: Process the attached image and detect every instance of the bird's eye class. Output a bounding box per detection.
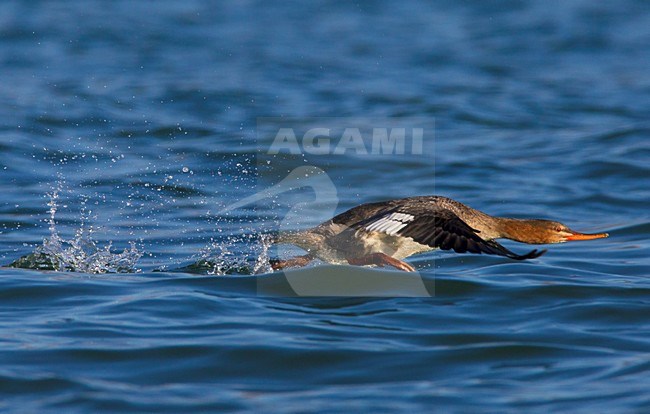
[554,226,563,232]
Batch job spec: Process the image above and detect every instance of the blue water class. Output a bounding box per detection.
[1,1,649,412]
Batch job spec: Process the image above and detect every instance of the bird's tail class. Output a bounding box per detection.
[259,231,300,245]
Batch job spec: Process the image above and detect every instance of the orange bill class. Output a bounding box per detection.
[565,231,609,241]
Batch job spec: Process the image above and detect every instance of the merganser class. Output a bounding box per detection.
[270,196,609,272]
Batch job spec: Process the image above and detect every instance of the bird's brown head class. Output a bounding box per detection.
[502,219,609,244]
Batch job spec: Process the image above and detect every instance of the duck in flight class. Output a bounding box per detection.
[270,196,609,272]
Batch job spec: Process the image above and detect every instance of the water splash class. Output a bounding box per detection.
[252,233,273,274]
[173,165,337,276]
[176,232,273,275]
[10,186,142,273]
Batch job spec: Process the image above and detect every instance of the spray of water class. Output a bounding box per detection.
[11,184,142,274]
[178,231,272,275]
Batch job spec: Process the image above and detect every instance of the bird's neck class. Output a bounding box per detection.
[495,218,547,244]
[442,199,547,244]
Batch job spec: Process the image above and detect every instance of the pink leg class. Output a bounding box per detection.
[270,254,314,270]
[347,252,415,272]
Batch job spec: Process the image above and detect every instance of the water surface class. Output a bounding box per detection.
[1,1,649,412]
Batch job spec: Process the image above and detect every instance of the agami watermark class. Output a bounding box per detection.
[268,126,424,155]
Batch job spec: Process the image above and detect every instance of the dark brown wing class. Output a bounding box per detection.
[352,207,545,260]
[331,200,394,227]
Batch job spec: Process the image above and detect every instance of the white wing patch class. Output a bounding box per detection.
[364,212,415,236]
